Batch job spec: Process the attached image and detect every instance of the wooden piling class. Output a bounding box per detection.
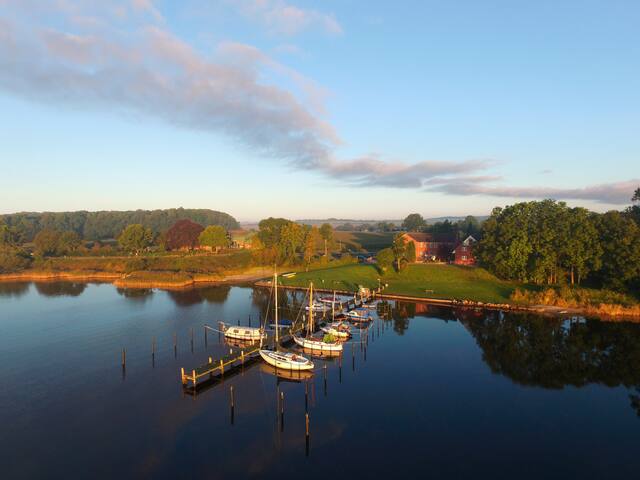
[305,382,308,411]
[121,347,126,368]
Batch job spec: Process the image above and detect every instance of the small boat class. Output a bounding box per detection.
[293,334,343,352]
[219,322,265,341]
[345,309,371,322]
[259,272,314,371]
[320,321,351,339]
[361,302,378,309]
[259,349,314,371]
[305,302,326,312]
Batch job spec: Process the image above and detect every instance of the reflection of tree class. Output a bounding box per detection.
[35,282,86,297]
[166,289,203,307]
[390,302,413,335]
[461,312,640,390]
[630,388,640,418]
[116,288,154,302]
[0,282,30,298]
[251,287,306,327]
[198,286,231,304]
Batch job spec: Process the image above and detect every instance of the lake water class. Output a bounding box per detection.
[1,282,639,479]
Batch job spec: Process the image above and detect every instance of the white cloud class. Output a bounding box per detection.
[234,0,342,36]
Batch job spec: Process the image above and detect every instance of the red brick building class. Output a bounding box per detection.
[452,235,477,265]
[400,232,457,262]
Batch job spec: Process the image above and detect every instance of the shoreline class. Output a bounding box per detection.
[0,268,273,290]
[3,269,638,320]
[254,281,640,321]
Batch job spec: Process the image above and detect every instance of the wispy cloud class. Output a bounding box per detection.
[233,0,342,36]
[0,4,338,167]
[428,178,640,204]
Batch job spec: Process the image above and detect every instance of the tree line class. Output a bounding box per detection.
[0,208,238,242]
[251,217,335,267]
[476,195,640,292]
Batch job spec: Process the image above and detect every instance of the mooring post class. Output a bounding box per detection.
[192,369,197,387]
[280,391,284,432]
[181,367,185,385]
[230,386,235,424]
[220,359,224,375]
[208,356,212,364]
[121,347,126,368]
[305,412,310,449]
[173,332,177,357]
[305,382,309,412]
[323,364,327,396]
[241,350,245,364]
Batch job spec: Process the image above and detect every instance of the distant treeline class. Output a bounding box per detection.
[0,208,239,242]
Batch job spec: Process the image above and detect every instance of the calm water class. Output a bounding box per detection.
[1,282,639,479]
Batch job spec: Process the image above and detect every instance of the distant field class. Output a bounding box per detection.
[279,263,523,304]
[333,231,395,253]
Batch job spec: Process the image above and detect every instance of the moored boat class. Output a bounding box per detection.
[259,349,314,371]
[345,309,371,322]
[293,282,343,353]
[219,322,265,341]
[320,321,351,339]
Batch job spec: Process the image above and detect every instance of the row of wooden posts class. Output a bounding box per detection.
[120,301,391,375]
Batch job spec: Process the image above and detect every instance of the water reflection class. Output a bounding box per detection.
[34,281,87,297]
[116,288,154,302]
[461,311,640,389]
[166,285,231,306]
[0,282,30,298]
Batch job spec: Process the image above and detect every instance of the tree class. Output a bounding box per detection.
[402,213,425,232]
[118,224,153,255]
[595,211,640,290]
[165,219,204,250]
[633,188,640,203]
[319,223,333,257]
[279,222,305,264]
[392,233,408,271]
[58,231,82,255]
[558,208,602,285]
[33,229,62,257]
[376,248,394,272]
[0,224,14,246]
[198,225,229,252]
[303,226,319,268]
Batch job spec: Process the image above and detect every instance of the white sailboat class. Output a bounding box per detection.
[259,272,314,371]
[293,282,344,353]
[219,321,265,342]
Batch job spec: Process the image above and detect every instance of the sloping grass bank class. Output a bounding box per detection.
[279,263,522,304]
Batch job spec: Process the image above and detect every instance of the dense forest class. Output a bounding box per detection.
[0,208,239,241]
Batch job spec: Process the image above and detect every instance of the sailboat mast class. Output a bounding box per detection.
[274,272,279,344]
[309,282,314,334]
[332,290,336,321]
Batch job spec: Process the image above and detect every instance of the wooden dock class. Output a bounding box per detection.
[180,283,378,391]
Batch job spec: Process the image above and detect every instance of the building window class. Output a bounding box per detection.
[462,255,467,260]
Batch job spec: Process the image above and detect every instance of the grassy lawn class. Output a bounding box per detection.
[279,263,524,304]
[333,231,395,252]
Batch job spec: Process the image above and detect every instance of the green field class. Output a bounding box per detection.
[279,263,523,304]
[333,231,395,252]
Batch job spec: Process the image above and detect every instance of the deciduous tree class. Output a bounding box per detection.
[198,225,229,252]
[118,224,153,255]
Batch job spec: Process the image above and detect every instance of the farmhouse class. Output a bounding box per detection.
[453,235,477,265]
[400,232,457,262]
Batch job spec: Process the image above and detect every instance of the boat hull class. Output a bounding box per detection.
[259,350,314,371]
[293,335,344,352]
[222,324,265,341]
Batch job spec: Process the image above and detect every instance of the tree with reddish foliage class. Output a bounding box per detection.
[165,219,204,250]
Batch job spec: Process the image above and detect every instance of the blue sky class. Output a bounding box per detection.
[0,0,638,221]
